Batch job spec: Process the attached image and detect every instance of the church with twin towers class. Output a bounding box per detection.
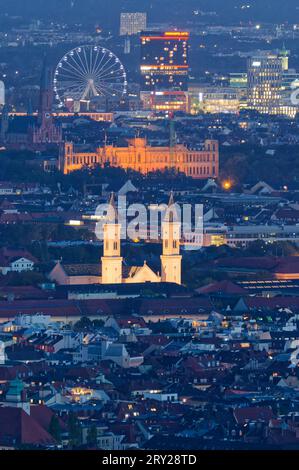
[101,192,182,286]
[49,192,182,286]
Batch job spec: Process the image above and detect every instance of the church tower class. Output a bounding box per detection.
[38,57,54,127]
[101,193,123,284]
[5,377,30,414]
[160,192,182,285]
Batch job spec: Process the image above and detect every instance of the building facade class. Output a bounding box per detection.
[189,86,242,114]
[140,90,189,113]
[247,51,297,117]
[60,137,219,179]
[140,31,189,91]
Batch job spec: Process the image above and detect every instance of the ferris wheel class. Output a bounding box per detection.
[53,45,127,107]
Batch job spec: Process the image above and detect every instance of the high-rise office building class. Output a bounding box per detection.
[247,50,296,117]
[247,53,282,114]
[140,31,189,92]
[120,12,147,36]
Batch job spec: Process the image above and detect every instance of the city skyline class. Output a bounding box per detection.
[1,0,299,462]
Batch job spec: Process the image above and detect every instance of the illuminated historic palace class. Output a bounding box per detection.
[60,137,219,178]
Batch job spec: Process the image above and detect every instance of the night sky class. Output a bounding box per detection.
[0,1,299,26]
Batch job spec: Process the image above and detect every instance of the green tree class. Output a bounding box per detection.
[49,415,61,442]
[86,424,98,447]
[151,320,177,334]
[92,319,105,329]
[74,317,92,331]
[68,412,81,448]
[5,271,46,286]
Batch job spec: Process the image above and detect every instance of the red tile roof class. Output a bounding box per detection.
[244,296,299,310]
[0,247,37,266]
[197,280,247,295]
[0,406,56,446]
[0,296,212,320]
[0,298,127,318]
[273,258,299,274]
[233,407,275,425]
[30,405,66,431]
[0,286,49,300]
[215,256,299,277]
[139,297,212,316]
[116,317,147,328]
[273,208,299,221]
[138,335,171,346]
[0,364,31,381]
[0,299,81,318]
